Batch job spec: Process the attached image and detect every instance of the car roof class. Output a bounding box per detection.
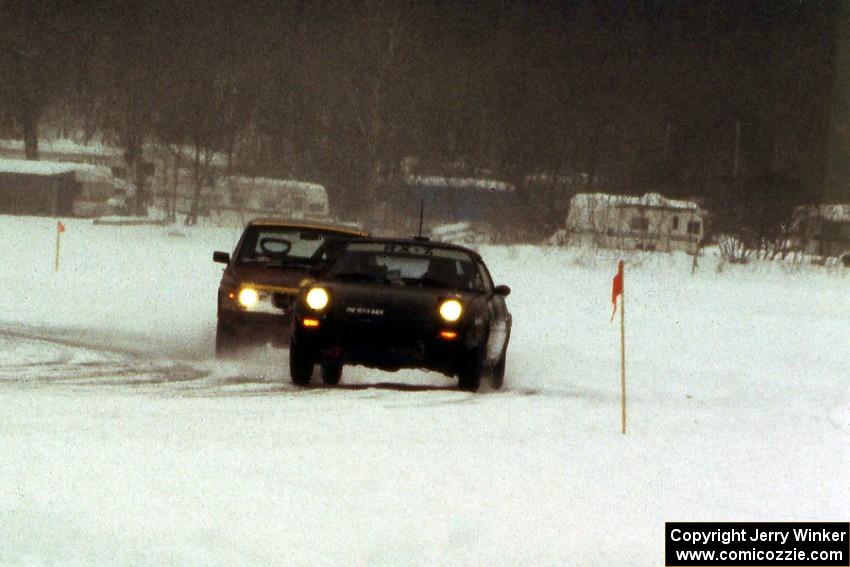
[341,236,483,260]
[247,218,369,237]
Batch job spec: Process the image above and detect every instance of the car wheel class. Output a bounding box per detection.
[215,320,240,359]
[457,344,485,392]
[491,350,506,390]
[289,340,314,386]
[321,362,343,385]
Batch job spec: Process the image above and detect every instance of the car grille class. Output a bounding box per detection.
[335,322,427,362]
[334,320,425,348]
[271,292,295,311]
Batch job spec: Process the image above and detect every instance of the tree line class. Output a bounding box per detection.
[0,0,842,241]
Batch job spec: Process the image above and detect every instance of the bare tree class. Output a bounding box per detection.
[0,1,73,159]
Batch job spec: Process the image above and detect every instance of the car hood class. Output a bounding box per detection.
[230,263,314,290]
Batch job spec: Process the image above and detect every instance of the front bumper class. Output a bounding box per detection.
[218,284,301,346]
[292,315,475,374]
[219,309,293,346]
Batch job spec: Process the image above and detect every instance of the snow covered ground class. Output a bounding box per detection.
[0,215,847,566]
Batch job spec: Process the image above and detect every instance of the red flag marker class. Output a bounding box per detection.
[611,260,623,321]
[57,221,66,233]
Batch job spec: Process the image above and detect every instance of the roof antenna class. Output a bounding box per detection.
[417,198,425,238]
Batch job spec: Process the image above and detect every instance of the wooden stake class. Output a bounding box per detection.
[620,269,626,434]
[54,226,61,272]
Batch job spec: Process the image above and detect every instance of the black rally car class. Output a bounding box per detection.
[212,219,368,357]
[289,238,512,391]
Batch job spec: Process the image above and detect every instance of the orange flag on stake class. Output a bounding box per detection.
[611,260,624,321]
[57,221,66,233]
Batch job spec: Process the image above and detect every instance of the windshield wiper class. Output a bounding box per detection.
[264,260,312,269]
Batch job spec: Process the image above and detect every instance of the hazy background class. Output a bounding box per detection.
[0,0,847,238]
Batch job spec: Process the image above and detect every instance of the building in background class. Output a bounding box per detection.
[563,192,706,254]
[0,139,145,217]
[73,165,124,217]
[207,176,330,225]
[0,138,121,168]
[793,204,850,257]
[393,174,515,237]
[0,159,82,217]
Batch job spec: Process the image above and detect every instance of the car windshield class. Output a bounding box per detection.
[328,241,489,292]
[237,227,355,266]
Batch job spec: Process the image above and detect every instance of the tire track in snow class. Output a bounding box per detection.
[0,325,542,402]
[0,327,210,388]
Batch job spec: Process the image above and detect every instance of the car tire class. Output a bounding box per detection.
[491,350,506,390]
[321,362,343,385]
[215,320,240,359]
[457,344,485,392]
[289,340,314,386]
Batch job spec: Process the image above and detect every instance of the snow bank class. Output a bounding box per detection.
[0,158,83,176]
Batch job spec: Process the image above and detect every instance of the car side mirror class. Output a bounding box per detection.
[494,284,511,297]
[213,251,230,264]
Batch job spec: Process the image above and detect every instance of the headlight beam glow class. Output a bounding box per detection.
[439,299,463,322]
[238,288,259,307]
[306,287,330,311]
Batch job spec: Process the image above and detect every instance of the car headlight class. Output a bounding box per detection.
[438,299,462,322]
[238,288,259,307]
[305,287,330,311]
